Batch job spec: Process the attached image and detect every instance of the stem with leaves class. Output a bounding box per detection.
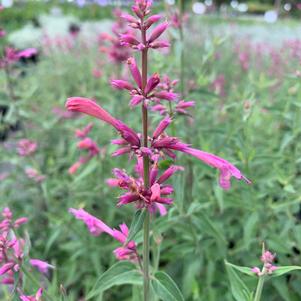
[141,20,151,301]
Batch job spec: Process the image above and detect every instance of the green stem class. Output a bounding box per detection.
[254,276,265,301]
[143,211,150,301]
[141,21,150,301]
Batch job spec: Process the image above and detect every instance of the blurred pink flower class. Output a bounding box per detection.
[17,139,37,157]
[30,259,54,274]
[25,168,46,183]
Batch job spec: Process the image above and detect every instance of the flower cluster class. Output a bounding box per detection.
[0,208,51,299]
[111,57,178,107]
[69,123,101,174]
[251,250,278,276]
[152,75,195,116]
[69,208,138,262]
[107,156,183,215]
[99,8,133,64]
[17,139,38,157]
[66,98,250,190]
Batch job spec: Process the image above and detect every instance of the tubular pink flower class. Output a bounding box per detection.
[127,57,142,89]
[155,203,167,216]
[157,165,184,184]
[145,73,160,94]
[69,208,114,236]
[112,146,132,157]
[30,259,54,274]
[14,217,28,228]
[18,48,38,59]
[153,116,172,139]
[148,21,168,43]
[75,123,94,138]
[121,13,139,24]
[251,267,261,276]
[154,91,178,101]
[144,14,161,29]
[149,40,170,49]
[111,79,134,91]
[180,147,251,190]
[68,161,82,174]
[130,95,145,107]
[0,262,14,276]
[66,97,118,128]
[120,34,140,47]
[150,183,161,201]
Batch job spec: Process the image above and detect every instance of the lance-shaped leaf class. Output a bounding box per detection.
[86,261,142,299]
[225,260,256,277]
[271,266,301,277]
[225,261,252,301]
[151,271,184,301]
[126,209,147,243]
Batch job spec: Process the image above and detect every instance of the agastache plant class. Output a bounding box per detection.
[65,1,250,300]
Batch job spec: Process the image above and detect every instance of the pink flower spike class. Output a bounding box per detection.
[66,97,118,128]
[181,148,251,190]
[111,79,134,91]
[148,21,168,43]
[153,116,172,139]
[30,259,54,274]
[127,57,142,89]
[69,208,114,236]
[145,73,160,95]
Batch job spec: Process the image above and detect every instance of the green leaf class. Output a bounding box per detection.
[225,261,255,277]
[126,209,146,243]
[225,261,252,301]
[271,266,301,277]
[86,261,142,300]
[158,159,174,170]
[151,271,184,301]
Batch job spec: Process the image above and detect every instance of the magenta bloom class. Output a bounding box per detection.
[30,259,54,274]
[69,208,113,236]
[25,168,46,183]
[18,48,38,59]
[251,249,278,276]
[17,139,37,156]
[69,208,138,261]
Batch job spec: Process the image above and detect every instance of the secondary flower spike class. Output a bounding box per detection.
[69,208,138,261]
